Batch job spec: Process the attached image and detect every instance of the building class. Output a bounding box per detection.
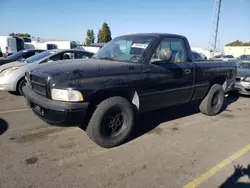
[224,46,250,58]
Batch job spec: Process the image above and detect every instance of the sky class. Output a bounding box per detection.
[0,0,249,50]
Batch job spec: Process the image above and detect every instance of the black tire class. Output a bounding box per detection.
[86,96,134,148]
[17,78,27,95]
[199,84,225,116]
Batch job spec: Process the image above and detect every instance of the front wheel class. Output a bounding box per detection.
[86,96,134,148]
[199,84,225,116]
[17,78,27,96]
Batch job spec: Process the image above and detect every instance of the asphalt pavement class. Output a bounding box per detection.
[0,91,250,188]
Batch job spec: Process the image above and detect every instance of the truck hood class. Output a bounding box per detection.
[31,59,142,79]
[237,68,250,78]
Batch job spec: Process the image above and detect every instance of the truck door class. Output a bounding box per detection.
[140,37,195,111]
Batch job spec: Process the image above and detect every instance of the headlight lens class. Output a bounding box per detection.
[244,77,250,82]
[0,67,19,76]
[51,89,83,102]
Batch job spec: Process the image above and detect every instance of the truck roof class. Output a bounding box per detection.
[119,33,186,39]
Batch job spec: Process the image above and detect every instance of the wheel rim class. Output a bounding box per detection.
[101,107,127,138]
[211,91,221,110]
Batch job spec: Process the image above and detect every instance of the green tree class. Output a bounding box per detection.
[23,33,31,37]
[9,33,31,38]
[84,29,95,45]
[97,22,112,43]
[226,40,250,46]
[101,22,112,43]
[97,29,102,43]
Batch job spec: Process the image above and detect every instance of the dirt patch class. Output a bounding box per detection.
[118,164,147,181]
[104,164,147,187]
[172,127,179,131]
[220,114,234,118]
[25,157,38,165]
[59,142,76,149]
[16,128,66,143]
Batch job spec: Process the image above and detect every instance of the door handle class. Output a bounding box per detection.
[184,69,191,74]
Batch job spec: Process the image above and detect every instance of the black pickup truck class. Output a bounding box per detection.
[23,33,237,148]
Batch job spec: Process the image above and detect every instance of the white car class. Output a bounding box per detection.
[213,55,236,61]
[0,49,94,95]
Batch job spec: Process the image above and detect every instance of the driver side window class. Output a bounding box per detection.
[49,52,74,61]
[150,38,186,64]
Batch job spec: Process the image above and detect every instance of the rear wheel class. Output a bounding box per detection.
[199,84,225,116]
[86,96,134,148]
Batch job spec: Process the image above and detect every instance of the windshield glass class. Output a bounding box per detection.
[6,51,25,60]
[25,50,55,63]
[237,59,250,69]
[225,55,234,58]
[93,36,155,63]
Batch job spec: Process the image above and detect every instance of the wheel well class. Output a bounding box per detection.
[81,89,139,128]
[16,77,25,91]
[211,76,227,86]
[90,89,140,111]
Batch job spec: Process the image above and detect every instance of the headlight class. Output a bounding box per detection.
[0,67,19,76]
[51,89,83,102]
[244,77,250,82]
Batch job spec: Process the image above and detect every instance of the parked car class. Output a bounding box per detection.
[0,36,17,57]
[238,55,250,60]
[80,43,106,53]
[0,46,3,57]
[213,55,236,61]
[0,49,93,95]
[34,43,58,50]
[23,33,236,148]
[44,41,78,49]
[234,58,250,95]
[0,49,45,66]
[192,51,204,61]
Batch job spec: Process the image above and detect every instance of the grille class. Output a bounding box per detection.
[26,72,48,97]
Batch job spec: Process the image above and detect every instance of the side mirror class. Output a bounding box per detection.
[157,49,172,61]
[48,60,54,63]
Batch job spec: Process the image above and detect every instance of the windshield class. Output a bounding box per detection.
[6,51,25,60]
[25,50,55,63]
[237,59,250,69]
[214,55,222,58]
[93,36,155,63]
[225,55,234,58]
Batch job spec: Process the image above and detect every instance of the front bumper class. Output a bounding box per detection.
[233,81,250,95]
[23,86,89,126]
[0,75,16,91]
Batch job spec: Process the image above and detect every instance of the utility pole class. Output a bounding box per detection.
[208,0,222,58]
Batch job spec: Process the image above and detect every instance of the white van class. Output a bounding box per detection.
[45,41,78,49]
[0,36,17,57]
[30,42,57,50]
